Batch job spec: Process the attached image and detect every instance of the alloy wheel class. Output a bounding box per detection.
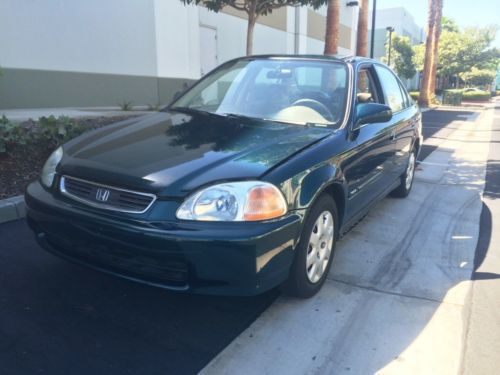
[306,211,334,283]
[405,153,416,190]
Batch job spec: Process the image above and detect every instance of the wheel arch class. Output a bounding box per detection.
[296,164,347,230]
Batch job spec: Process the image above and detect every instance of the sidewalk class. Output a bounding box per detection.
[1,107,154,122]
[201,107,493,374]
[462,98,500,374]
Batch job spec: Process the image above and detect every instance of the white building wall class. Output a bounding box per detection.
[198,8,289,69]
[0,1,359,108]
[154,1,200,79]
[372,7,424,43]
[0,0,158,76]
[0,1,359,79]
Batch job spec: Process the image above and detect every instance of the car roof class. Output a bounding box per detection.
[238,54,377,65]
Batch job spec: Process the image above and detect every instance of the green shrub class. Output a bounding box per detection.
[0,115,91,155]
[409,91,419,100]
[119,100,133,111]
[147,103,161,111]
[442,90,463,106]
[37,116,88,147]
[0,116,31,153]
[462,90,491,101]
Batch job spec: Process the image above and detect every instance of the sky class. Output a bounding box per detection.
[375,0,500,47]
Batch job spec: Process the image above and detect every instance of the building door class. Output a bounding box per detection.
[199,25,218,76]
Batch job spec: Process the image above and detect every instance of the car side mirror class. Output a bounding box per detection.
[355,103,392,128]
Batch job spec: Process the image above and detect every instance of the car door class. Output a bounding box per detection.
[373,65,416,178]
[343,64,397,220]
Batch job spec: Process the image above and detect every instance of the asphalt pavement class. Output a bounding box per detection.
[0,220,277,375]
[0,107,491,374]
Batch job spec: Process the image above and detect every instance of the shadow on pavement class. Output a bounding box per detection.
[419,109,478,161]
[0,219,278,375]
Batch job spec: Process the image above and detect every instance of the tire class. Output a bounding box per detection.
[281,194,338,298]
[391,149,417,198]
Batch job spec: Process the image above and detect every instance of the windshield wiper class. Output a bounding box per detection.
[169,106,227,119]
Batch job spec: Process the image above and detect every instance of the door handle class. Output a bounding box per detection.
[390,130,397,141]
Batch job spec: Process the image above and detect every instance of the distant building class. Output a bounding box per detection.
[368,7,425,90]
[0,1,358,109]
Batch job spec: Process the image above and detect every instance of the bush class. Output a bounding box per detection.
[0,116,31,153]
[442,90,463,106]
[0,115,90,155]
[118,100,133,111]
[462,90,491,101]
[409,91,419,100]
[37,116,88,147]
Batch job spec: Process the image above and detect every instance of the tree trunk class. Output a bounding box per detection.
[419,0,443,107]
[246,11,257,55]
[356,0,369,56]
[324,0,340,55]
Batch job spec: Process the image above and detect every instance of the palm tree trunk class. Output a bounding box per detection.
[356,0,369,56]
[419,0,443,107]
[324,0,340,55]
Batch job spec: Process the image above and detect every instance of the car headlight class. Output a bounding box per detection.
[40,146,63,187]
[176,181,287,221]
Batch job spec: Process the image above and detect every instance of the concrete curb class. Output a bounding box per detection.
[0,195,26,224]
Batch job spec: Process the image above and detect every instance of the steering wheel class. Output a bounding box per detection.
[291,98,334,121]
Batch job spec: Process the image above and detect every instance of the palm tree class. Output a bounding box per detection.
[419,0,443,107]
[356,0,369,56]
[324,0,340,54]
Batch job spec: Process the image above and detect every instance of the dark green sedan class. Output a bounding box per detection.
[26,55,422,298]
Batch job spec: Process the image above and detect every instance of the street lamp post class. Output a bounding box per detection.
[370,0,377,58]
[386,26,395,66]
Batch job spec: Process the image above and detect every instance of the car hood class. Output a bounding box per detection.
[60,110,332,197]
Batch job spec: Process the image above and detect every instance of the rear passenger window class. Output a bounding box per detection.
[374,66,405,112]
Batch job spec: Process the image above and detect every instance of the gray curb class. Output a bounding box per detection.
[0,195,26,224]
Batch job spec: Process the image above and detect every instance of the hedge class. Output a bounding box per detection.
[462,90,491,101]
[409,91,419,100]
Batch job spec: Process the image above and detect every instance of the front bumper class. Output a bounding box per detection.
[25,181,304,296]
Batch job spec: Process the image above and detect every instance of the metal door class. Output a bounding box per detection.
[199,25,218,76]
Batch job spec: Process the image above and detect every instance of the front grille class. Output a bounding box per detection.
[60,176,156,214]
[44,234,189,288]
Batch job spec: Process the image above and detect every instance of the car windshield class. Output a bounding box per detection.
[171,58,349,127]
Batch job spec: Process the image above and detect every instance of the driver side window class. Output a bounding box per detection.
[356,69,379,104]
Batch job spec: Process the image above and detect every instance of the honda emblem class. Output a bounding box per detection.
[95,188,110,202]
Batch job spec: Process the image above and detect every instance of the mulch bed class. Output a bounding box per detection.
[0,115,138,199]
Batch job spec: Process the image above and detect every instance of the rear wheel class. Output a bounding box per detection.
[391,149,416,198]
[281,195,338,298]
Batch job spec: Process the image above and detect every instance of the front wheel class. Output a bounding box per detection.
[280,195,338,298]
[391,150,416,198]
